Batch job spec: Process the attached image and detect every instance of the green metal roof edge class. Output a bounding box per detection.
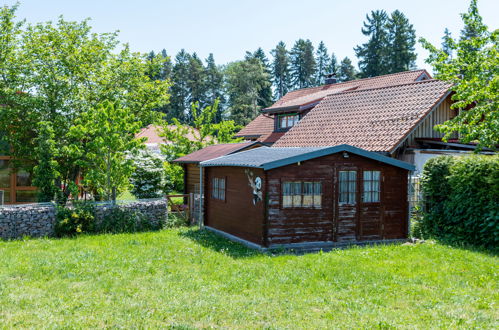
[262,144,415,171]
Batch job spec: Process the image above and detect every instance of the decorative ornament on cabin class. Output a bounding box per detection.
[245,169,262,205]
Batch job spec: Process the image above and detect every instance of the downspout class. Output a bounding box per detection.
[199,165,204,229]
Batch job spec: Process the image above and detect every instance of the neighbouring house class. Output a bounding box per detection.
[0,138,37,204]
[136,124,203,154]
[172,141,263,195]
[235,69,490,174]
[200,144,415,249]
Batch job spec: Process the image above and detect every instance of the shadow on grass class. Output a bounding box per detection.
[179,228,263,259]
[432,239,499,257]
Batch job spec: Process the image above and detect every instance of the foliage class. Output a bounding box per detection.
[289,39,316,88]
[32,121,59,202]
[354,10,390,78]
[0,6,170,201]
[270,41,290,99]
[338,57,357,82]
[418,155,499,248]
[246,48,274,109]
[130,150,166,199]
[355,9,417,77]
[420,0,498,149]
[54,202,95,237]
[0,230,497,328]
[314,41,331,85]
[161,100,241,192]
[225,58,271,125]
[165,212,189,228]
[69,101,145,200]
[205,53,225,123]
[96,207,161,234]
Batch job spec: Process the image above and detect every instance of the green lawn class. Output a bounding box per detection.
[0,229,497,328]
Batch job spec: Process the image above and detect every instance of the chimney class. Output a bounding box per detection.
[325,73,337,85]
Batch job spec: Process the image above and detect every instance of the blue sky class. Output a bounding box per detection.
[6,0,498,71]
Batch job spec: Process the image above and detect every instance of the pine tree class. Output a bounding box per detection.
[314,41,330,85]
[290,39,316,88]
[386,10,417,73]
[166,49,190,123]
[328,53,339,76]
[270,41,290,99]
[338,57,357,82]
[441,28,453,58]
[354,10,390,78]
[225,57,271,125]
[186,52,207,117]
[246,48,273,108]
[205,53,225,123]
[160,49,173,80]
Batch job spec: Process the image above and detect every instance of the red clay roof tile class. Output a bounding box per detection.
[272,79,452,152]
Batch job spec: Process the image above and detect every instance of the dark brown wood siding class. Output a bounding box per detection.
[185,163,203,195]
[205,166,265,245]
[266,153,409,246]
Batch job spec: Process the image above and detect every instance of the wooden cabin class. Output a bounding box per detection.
[173,142,262,195]
[200,145,415,250]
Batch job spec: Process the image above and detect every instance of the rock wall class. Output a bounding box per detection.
[0,204,56,239]
[0,199,168,240]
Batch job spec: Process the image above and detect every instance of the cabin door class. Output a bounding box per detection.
[358,170,383,240]
[335,169,358,242]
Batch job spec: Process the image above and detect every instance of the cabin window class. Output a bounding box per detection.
[282,181,322,208]
[278,113,299,130]
[362,171,381,203]
[339,171,356,204]
[212,177,226,201]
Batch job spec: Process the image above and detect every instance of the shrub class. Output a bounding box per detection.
[164,162,184,193]
[96,207,161,234]
[419,155,499,248]
[55,202,95,237]
[130,150,165,199]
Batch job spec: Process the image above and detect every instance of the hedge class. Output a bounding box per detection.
[414,155,498,249]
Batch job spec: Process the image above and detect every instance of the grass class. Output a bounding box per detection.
[0,229,497,328]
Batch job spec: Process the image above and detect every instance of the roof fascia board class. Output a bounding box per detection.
[389,90,452,154]
[261,105,300,114]
[263,145,415,171]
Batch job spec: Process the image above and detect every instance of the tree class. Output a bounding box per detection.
[186,52,207,119]
[225,58,271,125]
[420,0,498,149]
[314,41,331,85]
[386,10,417,73]
[33,122,60,202]
[130,149,165,199]
[0,7,170,200]
[246,48,274,108]
[160,100,242,192]
[205,53,225,123]
[69,101,145,200]
[354,10,390,77]
[270,41,291,99]
[289,39,316,88]
[338,57,357,82]
[166,49,191,123]
[441,28,453,59]
[328,53,339,76]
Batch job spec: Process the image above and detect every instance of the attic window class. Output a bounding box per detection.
[278,113,299,130]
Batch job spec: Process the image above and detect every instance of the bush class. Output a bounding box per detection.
[130,150,165,199]
[96,207,161,234]
[164,162,184,193]
[55,202,95,237]
[418,155,499,248]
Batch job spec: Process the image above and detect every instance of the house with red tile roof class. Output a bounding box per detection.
[235,69,484,174]
[136,124,204,153]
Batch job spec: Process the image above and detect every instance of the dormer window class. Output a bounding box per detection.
[278,113,299,130]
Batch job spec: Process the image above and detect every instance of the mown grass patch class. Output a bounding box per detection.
[0,228,497,328]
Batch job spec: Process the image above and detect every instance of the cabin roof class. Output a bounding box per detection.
[172,141,262,164]
[200,144,415,171]
[273,79,452,152]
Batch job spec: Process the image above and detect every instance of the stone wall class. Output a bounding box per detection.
[0,199,168,240]
[0,204,56,239]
